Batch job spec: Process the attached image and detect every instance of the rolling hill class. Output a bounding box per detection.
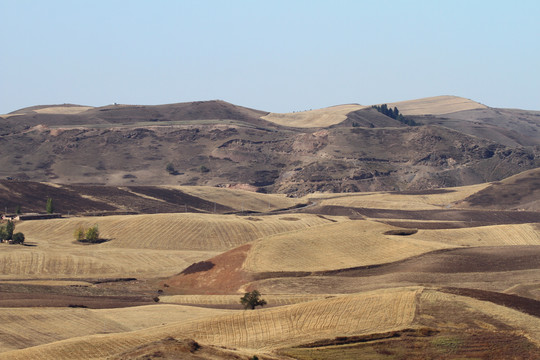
[0,96,538,195]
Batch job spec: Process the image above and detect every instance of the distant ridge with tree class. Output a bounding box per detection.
[372,104,417,126]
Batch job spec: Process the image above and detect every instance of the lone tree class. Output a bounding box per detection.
[46,197,54,214]
[240,290,267,310]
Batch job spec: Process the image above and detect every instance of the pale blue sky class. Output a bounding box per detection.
[1,0,539,114]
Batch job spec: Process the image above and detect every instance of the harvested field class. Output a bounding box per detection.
[243,220,454,272]
[309,183,489,210]
[172,185,304,212]
[0,287,420,359]
[386,95,487,115]
[419,289,540,346]
[16,213,339,251]
[307,205,540,225]
[262,104,366,128]
[0,246,214,279]
[409,223,540,247]
[160,294,332,308]
[0,304,232,353]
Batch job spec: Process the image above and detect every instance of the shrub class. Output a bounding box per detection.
[85,225,100,243]
[46,197,54,214]
[12,232,25,244]
[166,162,176,175]
[74,226,85,241]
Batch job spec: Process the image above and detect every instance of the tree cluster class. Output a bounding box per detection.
[372,104,417,126]
[74,225,100,243]
[0,220,25,244]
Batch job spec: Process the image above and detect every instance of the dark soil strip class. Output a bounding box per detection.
[304,205,540,224]
[0,292,154,309]
[440,287,540,318]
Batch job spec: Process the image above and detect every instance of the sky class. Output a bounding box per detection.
[1,0,539,114]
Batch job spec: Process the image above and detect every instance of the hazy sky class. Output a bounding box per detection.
[1,0,539,114]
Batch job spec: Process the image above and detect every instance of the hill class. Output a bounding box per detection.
[459,167,540,211]
[0,97,538,195]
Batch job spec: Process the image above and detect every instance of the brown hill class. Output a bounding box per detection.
[459,167,540,211]
[0,98,539,195]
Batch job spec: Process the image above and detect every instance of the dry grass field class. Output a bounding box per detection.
[385,95,487,115]
[0,287,420,359]
[16,213,338,251]
[1,170,539,359]
[260,96,487,128]
[0,304,233,353]
[309,183,490,210]
[0,213,339,280]
[261,104,366,127]
[243,220,454,272]
[33,106,94,115]
[409,223,540,247]
[171,185,304,212]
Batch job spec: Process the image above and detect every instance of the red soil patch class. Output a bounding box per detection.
[162,244,252,295]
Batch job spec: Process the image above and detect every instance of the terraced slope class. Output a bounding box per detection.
[0,287,421,359]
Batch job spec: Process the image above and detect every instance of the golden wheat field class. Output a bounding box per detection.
[385,95,487,116]
[0,213,342,279]
[243,220,455,272]
[409,223,540,247]
[160,294,332,306]
[171,185,305,212]
[261,104,366,128]
[16,213,340,251]
[0,304,233,353]
[0,287,420,359]
[309,183,490,210]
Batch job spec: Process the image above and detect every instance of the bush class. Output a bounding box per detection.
[166,162,176,175]
[12,232,25,244]
[46,197,54,214]
[74,226,85,241]
[85,225,100,243]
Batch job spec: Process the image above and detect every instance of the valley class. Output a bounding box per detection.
[0,96,539,359]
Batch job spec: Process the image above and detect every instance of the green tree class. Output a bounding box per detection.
[74,226,85,241]
[5,220,14,240]
[240,290,267,310]
[12,232,25,244]
[85,225,100,243]
[46,197,54,214]
[15,205,21,215]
